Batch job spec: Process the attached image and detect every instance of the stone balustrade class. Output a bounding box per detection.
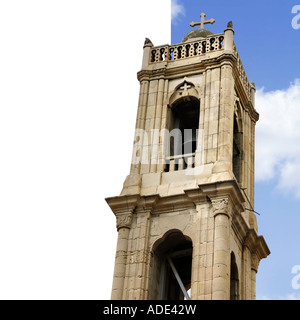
[165,153,195,172]
[148,36,251,102]
[233,43,251,100]
[150,34,225,63]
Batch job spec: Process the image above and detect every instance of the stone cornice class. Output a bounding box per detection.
[152,193,195,214]
[137,52,236,83]
[245,100,259,123]
[105,194,141,230]
[199,179,245,214]
[243,229,271,263]
[233,69,259,123]
[184,188,208,204]
[135,194,160,214]
[105,194,140,215]
[106,181,270,262]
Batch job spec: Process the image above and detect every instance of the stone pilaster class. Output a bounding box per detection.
[105,195,140,300]
[251,254,259,300]
[125,195,159,300]
[186,189,213,300]
[242,229,270,300]
[130,80,149,176]
[211,197,231,300]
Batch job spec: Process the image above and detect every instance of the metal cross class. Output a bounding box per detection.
[190,13,215,29]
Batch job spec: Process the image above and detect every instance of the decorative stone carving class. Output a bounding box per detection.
[211,198,229,216]
[116,212,133,230]
[128,250,150,264]
[149,34,224,63]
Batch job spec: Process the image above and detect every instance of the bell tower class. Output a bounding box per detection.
[106,14,270,300]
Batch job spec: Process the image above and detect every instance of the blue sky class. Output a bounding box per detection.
[172,0,300,299]
[172,0,300,90]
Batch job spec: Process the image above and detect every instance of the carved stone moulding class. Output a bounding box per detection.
[105,194,140,231]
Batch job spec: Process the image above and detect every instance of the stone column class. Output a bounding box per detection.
[129,195,158,300]
[111,213,133,300]
[150,78,165,173]
[130,80,149,176]
[212,198,231,300]
[105,195,140,300]
[251,254,259,300]
[186,189,213,300]
[241,245,250,299]
[157,79,169,172]
[217,61,234,165]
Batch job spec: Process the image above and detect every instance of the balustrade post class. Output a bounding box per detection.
[142,38,153,69]
[224,22,234,53]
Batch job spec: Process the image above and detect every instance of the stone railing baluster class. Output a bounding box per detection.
[149,33,225,64]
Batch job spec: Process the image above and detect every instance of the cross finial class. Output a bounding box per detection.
[190,12,215,29]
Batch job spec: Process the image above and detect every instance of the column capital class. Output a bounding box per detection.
[116,212,133,231]
[106,194,140,231]
[211,197,231,218]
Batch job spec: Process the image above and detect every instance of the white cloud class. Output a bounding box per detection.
[258,292,300,300]
[171,0,185,22]
[285,292,300,300]
[255,79,300,197]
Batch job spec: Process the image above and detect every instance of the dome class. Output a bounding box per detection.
[182,28,214,42]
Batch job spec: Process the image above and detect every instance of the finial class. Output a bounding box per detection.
[190,13,215,29]
[144,38,153,48]
[227,21,233,28]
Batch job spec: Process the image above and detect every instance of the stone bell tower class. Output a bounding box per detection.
[106,14,270,300]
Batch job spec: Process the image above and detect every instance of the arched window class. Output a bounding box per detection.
[150,231,193,300]
[230,252,239,300]
[232,112,242,182]
[165,93,200,172]
[169,97,200,156]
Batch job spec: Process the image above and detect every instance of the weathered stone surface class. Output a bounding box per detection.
[106,15,270,301]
